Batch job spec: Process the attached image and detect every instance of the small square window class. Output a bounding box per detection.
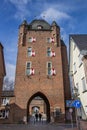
[47,47,51,57]
[28,37,32,42]
[37,25,43,29]
[26,62,31,75]
[47,38,51,43]
[47,62,52,75]
[27,47,32,56]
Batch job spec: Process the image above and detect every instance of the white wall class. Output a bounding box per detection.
[70,39,87,119]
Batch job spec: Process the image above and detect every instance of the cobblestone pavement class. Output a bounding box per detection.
[0,123,78,130]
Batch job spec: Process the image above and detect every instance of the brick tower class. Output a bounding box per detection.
[0,43,6,105]
[14,19,71,123]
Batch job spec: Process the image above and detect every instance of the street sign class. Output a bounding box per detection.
[73,100,81,108]
[66,100,74,107]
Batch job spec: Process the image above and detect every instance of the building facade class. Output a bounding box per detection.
[0,43,6,105]
[13,19,71,123]
[69,34,87,120]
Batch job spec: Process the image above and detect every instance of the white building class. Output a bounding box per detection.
[69,34,87,120]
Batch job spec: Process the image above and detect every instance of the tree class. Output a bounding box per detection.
[3,77,14,90]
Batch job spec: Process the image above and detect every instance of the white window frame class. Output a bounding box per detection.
[28,37,32,43]
[26,62,32,76]
[37,25,43,29]
[82,77,87,92]
[47,62,52,75]
[47,47,51,57]
[73,62,77,74]
[78,53,83,67]
[47,38,51,43]
[27,47,32,56]
[2,98,10,106]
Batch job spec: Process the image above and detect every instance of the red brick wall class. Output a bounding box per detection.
[0,44,6,105]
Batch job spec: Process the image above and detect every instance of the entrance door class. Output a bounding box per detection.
[27,92,50,123]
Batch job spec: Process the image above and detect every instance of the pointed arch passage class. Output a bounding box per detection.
[27,92,50,123]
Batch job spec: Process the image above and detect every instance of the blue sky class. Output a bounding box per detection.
[0,0,87,81]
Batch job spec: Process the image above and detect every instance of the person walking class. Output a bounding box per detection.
[39,113,42,122]
[35,113,38,122]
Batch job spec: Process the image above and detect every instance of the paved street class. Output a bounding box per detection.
[0,123,77,130]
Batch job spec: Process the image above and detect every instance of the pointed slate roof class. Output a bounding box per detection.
[61,39,66,46]
[51,21,58,26]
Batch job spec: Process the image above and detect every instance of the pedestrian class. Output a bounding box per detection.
[35,113,38,122]
[39,113,42,122]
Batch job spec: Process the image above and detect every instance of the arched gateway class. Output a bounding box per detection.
[27,92,50,122]
[13,19,71,123]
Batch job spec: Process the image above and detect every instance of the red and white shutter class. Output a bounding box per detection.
[32,37,36,42]
[31,68,35,75]
[32,51,35,56]
[51,51,55,57]
[51,68,56,76]
[51,37,54,43]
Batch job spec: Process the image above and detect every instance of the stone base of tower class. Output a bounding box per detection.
[54,114,65,123]
[0,108,72,124]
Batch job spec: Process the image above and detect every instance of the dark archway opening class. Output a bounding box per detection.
[27,92,50,123]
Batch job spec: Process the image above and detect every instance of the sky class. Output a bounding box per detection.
[0,0,87,81]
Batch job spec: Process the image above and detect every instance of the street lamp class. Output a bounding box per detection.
[73,87,81,130]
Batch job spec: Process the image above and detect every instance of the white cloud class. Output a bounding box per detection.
[8,0,31,20]
[40,8,71,22]
[6,63,16,81]
[8,0,30,5]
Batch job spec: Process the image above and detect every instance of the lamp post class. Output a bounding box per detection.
[73,87,81,130]
[5,103,10,119]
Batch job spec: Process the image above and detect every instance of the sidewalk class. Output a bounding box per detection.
[65,128,78,130]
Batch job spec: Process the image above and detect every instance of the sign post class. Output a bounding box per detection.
[67,100,81,130]
[69,108,73,130]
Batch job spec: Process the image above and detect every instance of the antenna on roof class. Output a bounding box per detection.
[34,15,37,19]
[42,12,46,19]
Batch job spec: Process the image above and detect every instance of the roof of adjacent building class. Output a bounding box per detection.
[70,34,87,51]
[0,42,3,48]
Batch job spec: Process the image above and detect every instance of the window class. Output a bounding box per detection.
[28,37,36,43]
[2,98,10,106]
[76,83,80,94]
[0,110,9,119]
[73,44,76,50]
[78,54,82,67]
[73,63,77,73]
[47,62,52,75]
[27,47,32,56]
[54,108,61,117]
[82,77,87,92]
[47,47,51,56]
[26,62,31,75]
[47,38,51,43]
[47,37,54,43]
[37,25,43,29]
[85,106,87,113]
[28,37,32,42]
